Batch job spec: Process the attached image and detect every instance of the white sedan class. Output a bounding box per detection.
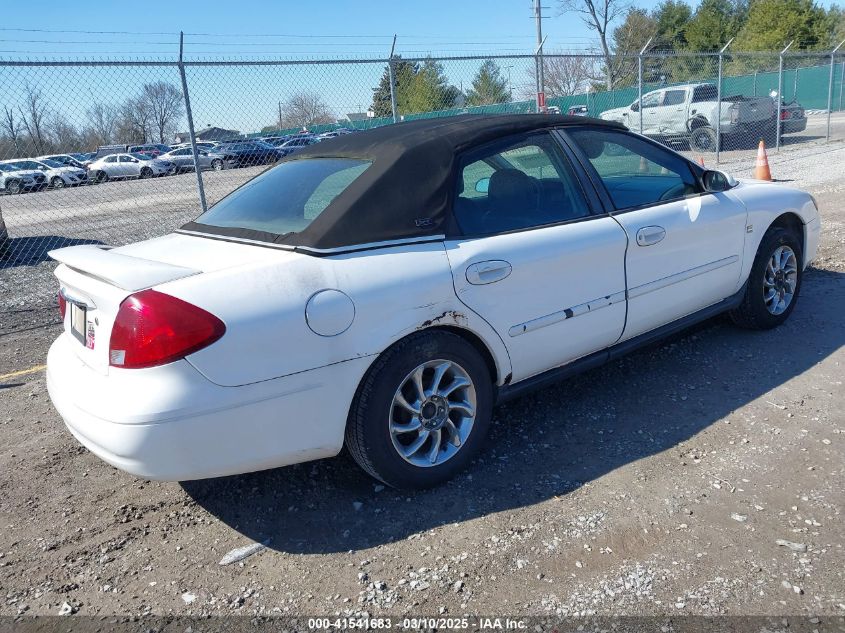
[46,115,821,489]
[87,152,176,182]
[1,158,88,188]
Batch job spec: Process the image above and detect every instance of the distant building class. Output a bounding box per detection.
[175,127,241,143]
[345,112,370,122]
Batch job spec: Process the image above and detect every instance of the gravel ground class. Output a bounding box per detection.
[0,137,843,621]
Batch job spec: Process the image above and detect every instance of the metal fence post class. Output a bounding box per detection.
[776,41,793,152]
[177,32,207,214]
[716,39,733,165]
[637,38,652,135]
[827,40,845,141]
[753,70,758,96]
[387,35,398,124]
[839,60,844,111]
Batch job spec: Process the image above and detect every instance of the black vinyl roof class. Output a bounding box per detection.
[185,114,624,252]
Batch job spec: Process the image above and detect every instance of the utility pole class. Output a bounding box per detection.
[534,0,545,112]
[278,101,283,130]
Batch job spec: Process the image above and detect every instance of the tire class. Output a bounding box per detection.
[690,126,717,152]
[211,159,224,171]
[139,167,153,179]
[50,176,65,189]
[95,171,109,183]
[6,179,21,195]
[730,225,803,330]
[345,330,494,489]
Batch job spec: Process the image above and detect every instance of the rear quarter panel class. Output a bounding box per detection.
[162,242,511,388]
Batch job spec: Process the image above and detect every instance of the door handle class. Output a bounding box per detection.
[466,260,513,285]
[636,225,666,247]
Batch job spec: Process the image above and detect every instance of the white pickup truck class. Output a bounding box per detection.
[600,83,775,152]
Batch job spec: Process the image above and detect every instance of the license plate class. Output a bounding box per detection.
[70,302,86,345]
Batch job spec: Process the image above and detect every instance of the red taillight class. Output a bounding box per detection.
[58,291,67,319]
[109,289,225,369]
[780,110,790,120]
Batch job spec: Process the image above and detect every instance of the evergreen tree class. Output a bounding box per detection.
[653,0,693,48]
[735,0,832,50]
[405,58,460,113]
[466,60,511,106]
[370,58,418,118]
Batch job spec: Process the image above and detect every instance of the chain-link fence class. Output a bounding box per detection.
[2,48,845,312]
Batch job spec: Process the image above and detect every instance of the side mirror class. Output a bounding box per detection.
[630,101,640,112]
[702,169,736,192]
[475,177,490,194]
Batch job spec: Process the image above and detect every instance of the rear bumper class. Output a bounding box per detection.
[47,334,369,480]
[781,118,807,134]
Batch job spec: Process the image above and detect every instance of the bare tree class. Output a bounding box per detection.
[279,92,335,129]
[85,103,119,145]
[118,96,152,144]
[2,106,22,156]
[18,85,49,154]
[49,113,81,153]
[542,53,599,97]
[558,0,631,89]
[140,82,184,144]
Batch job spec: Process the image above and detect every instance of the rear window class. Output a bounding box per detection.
[692,85,718,102]
[195,158,371,236]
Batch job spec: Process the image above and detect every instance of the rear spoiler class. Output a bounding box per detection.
[49,245,200,292]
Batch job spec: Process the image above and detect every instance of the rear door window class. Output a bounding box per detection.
[453,132,591,236]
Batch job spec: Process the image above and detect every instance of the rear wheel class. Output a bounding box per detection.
[95,171,109,183]
[730,226,802,330]
[50,176,65,189]
[690,126,717,152]
[211,159,224,171]
[139,167,153,179]
[345,331,493,489]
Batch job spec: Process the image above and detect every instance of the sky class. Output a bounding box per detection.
[2,0,842,136]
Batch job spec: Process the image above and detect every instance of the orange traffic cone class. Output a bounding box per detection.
[754,139,772,181]
[697,156,705,168]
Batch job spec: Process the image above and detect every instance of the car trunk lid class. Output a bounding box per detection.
[50,233,287,374]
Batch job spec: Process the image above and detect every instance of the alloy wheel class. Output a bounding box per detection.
[389,359,477,468]
[764,245,798,315]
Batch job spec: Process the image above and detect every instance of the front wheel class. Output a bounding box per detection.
[6,179,21,194]
[139,167,153,179]
[730,226,802,330]
[211,159,223,171]
[345,331,494,489]
[50,176,65,188]
[95,171,109,183]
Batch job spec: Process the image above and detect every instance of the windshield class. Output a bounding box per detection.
[195,158,371,236]
[130,153,152,160]
[41,159,64,168]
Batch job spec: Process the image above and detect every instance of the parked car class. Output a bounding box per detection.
[160,147,214,173]
[567,105,589,116]
[87,152,176,182]
[128,144,172,158]
[5,159,88,188]
[39,154,88,171]
[276,135,318,156]
[93,144,129,160]
[779,99,807,134]
[46,114,820,487]
[0,162,47,194]
[207,141,283,167]
[70,152,96,167]
[600,83,775,152]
